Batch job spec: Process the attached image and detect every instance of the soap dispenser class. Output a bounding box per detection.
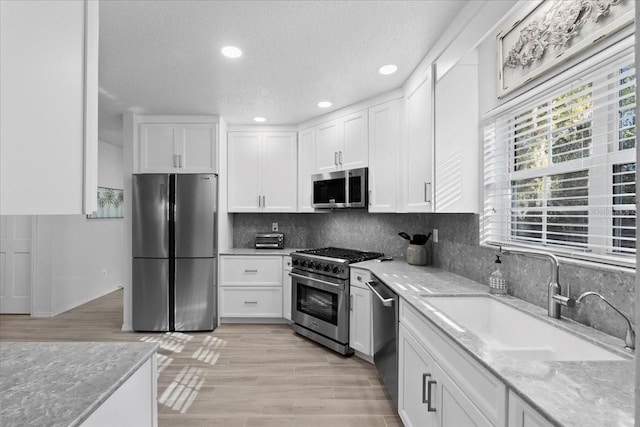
[489,255,508,296]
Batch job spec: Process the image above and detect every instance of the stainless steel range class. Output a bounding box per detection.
[290,247,383,355]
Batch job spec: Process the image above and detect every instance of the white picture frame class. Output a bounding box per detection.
[497,0,634,98]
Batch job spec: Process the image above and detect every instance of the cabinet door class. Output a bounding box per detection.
[349,285,372,356]
[315,120,341,173]
[398,324,437,427]
[341,110,368,170]
[369,100,400,212]
[262,132,297,212]
[436,363,494,427]
[228,132,261,212]
[139,123,178,173]
[508,391,553,427]
[1,0,98,215]
[404,76,434,212]
[178,124,217,173]
[435,59,478,213]
[298,127,316,212]
[282,256,292,321]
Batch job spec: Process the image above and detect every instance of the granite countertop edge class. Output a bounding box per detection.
[352,259,635,427]
[69,342,159,427]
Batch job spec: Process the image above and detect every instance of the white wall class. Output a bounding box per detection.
[33,141,125,317]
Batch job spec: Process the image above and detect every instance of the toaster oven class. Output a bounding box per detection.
[255,232,284,249]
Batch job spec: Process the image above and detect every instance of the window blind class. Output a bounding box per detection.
[482,51,636,267]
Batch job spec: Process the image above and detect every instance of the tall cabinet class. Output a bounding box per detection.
[228,131,297,212]
[1,0,99,215]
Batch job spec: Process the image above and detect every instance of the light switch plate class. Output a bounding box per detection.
[272,223,278,232]
[433,229,438,243]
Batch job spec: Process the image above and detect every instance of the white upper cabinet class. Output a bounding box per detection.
[368,99,400,212]
[138,122,217,173]
[402,74,434,212]
[315,110,368,173]
[434,53,479,213]
[297,127,316,212]
[0,0,98,215]
[228,131,297,213]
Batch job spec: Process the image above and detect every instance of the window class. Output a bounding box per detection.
[482,51,636,267]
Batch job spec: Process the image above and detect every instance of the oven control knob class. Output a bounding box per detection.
[292,259,299,266]
[324,265,331,272]
[332,266,342,274]
[315,263,323,270]
[308,262,315,269]
[300,260,308,267]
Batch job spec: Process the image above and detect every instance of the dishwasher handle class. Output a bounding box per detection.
[366,281,395,307]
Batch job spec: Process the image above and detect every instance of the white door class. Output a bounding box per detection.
[139,123,177,173]
[297,127,316,212]
[369,100,400,212]
[261,132,297,212]
[341,110,368,170]
[228,132,261,212]
[179,124,217,173]
[405,76,434,212]
[0,216,34,313]
[349,285,372,356]
[315,120,341,173]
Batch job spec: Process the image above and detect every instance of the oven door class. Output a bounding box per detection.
[290,270,348,343]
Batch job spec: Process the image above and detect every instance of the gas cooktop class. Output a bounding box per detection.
[294,247,384,263]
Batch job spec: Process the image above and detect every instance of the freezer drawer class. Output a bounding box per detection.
[174,258,216,331]
[132,174,170,258]
[132,258,169,331]
[175,174,216,258]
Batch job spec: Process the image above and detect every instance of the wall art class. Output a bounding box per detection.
[497,0,634,98]
[87,187,124,219]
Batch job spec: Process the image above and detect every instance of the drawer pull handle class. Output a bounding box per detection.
[244,301,258,304]
[423,373,437,413]
[244,269,258,273]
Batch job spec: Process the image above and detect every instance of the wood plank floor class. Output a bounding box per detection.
[0,289,402,426]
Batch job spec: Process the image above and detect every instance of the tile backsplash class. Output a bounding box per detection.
[233,211,635,342]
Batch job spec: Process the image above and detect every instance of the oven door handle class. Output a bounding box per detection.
[289,272,342,289]
[365,281,395,307]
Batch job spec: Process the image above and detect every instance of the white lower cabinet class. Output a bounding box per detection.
[508,391,553,427]
[399,300,506,427]
[349,268,373,357]
[219,255,283,320]
[282,256,292,321]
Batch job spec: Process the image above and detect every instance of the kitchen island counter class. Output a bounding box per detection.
[0,341,158,427]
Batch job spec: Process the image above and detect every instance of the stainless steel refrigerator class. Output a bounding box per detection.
[132,174,217,332]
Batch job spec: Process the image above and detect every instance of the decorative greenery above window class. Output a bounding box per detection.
[482,50,636,267]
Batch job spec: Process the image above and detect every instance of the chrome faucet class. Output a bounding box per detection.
[575,292,635,351]
[499,246,574,319]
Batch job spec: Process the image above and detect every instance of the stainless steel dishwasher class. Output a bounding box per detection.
[366,279,398,409]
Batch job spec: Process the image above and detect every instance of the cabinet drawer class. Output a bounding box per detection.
[220,256,283,286]
[400,300,507,427]
[220,287,283,317]
[350,268,372,290]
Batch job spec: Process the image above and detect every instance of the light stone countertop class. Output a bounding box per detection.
[0,341,159,427]
[220,247,305,256]
[353,259,635,427]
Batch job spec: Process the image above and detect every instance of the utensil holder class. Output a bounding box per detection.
[407,244,427,265]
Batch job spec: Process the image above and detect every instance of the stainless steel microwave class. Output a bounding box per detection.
[311,167,368,209]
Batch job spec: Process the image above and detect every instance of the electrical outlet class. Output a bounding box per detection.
[101,269,107,278]
[272,222,278,232]
[433,229,439,243]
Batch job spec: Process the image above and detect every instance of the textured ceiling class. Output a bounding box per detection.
[99,0,468,146]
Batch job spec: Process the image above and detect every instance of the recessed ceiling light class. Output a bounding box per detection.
[378,64,398,75]
[221,46,242,59]
[253,117,266,123]
[317,101,332,108]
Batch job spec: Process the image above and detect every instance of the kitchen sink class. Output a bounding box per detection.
[420,296,624,361]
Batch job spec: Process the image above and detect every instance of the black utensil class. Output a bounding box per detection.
[398,232,411,241]
[412,234,427,245]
